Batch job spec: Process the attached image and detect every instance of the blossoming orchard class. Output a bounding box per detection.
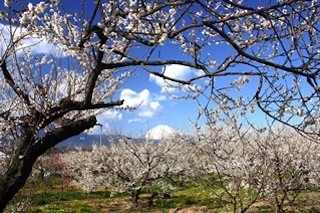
[0,0,319,212]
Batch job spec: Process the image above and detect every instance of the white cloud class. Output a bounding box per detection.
[98,110,123,121]
[0,23,61,57]
[86,123,110,135]
[155,94,167,101]
[23,37,60,56]
[120,88,163,118]
[149,64,202,93]
[128,118,144,124]
[87,110,122,135]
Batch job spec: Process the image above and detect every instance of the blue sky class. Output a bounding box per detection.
[1,0,309,136]
[0,0,269,136]
[0,1,207,136]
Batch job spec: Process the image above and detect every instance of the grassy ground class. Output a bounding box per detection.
[8,177,320,213]
[20,184,217,212]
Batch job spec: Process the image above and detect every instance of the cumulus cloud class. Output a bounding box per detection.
[0,23,61,57]
[22,37,60,56]
[87,110,122,135]
[99,110,123,121]
[120,88,163,119]
[149,64,202,93]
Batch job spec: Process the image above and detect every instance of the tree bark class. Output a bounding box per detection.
[0,116,96,212]
[131,188,142,207]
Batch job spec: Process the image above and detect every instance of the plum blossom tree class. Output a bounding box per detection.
[195,105,320,212]
[0,0,319,210]
[60,115,320,211]
[13,0,320,137]
[62,136,185,206]
[0,1,202,209]
[0,22,124,213]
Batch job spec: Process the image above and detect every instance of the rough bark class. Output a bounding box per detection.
[131,188,142,206]
[0,116,96,212]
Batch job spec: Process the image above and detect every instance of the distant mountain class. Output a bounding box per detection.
[55,125,184,149]
[56,133,117,149]
[145,125,180,140]
[2,127,183,152]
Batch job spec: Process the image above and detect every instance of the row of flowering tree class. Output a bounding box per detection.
[195,107,320,212]
[0,0,319,210]
[59,119,320,211]
[62,136,193,205]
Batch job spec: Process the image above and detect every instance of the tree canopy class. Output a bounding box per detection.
[0,0,319,210]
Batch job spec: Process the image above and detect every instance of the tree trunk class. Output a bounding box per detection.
[0,153,37,212]
[0,116,96,212]
[131,188,142,207]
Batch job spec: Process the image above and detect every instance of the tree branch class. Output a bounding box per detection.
[32,116,97,156]
[203,22,315,78]
[0,61,31,106]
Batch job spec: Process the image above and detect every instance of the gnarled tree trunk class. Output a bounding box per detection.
[0,117,96,212]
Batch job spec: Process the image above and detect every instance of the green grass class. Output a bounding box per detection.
[160,186,219,208]
[23,183,227,212]
[8,177,320,213]
[31,190,111,205]
[25,190,122,213]
[27,202,95,213]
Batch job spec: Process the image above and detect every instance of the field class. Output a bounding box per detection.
[8,176,320,213]
[6,129,320,213]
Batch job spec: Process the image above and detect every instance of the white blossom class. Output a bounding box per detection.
[4,0,11,7]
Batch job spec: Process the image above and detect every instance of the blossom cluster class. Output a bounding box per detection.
[58,121,320,210]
